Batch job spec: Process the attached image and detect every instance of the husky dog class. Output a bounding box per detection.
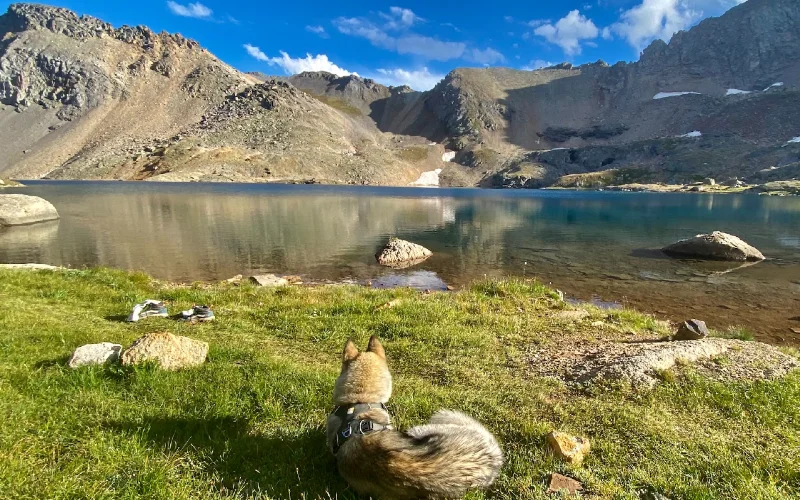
[326,336,503,499]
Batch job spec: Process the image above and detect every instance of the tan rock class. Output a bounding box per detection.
[546,431,591,465]
[249,274,288,286]
[121,332,208,370]
[375,238,432,267]
[547,473,583,494]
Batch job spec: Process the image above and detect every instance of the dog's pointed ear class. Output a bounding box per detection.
[343,339,359,363]
[366,335,386,359]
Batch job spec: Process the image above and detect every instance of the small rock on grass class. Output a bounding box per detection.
[249,274,288,286]
[673,319,709,340]
[546,431,591,465]
[377,298,403,310]
[547,473,583,494]
[68,342,122,368]
[121,332,208,370]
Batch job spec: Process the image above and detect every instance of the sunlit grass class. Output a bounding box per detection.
[0,268,798,499]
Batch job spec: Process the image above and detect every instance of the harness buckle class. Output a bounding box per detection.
[358,419,373,434]
[341,426,352,438]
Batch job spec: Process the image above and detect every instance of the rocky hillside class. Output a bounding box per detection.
[1,0,799,187]
[0,4,443,185]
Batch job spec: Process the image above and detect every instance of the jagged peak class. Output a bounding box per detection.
[1,3,201,50]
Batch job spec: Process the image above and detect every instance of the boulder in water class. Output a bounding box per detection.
[375,238,432,267]
[662,231,764,261]
[0,194,59,226]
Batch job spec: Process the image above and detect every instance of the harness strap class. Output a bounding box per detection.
[331,402,392,454]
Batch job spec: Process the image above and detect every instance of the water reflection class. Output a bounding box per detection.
[1,181,800,343]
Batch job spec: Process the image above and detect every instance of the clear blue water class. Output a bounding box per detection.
[2,181,799,343]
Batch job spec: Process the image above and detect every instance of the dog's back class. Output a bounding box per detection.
[335,410,503,499]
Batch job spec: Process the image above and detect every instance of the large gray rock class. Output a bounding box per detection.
[0,194,60,226]
[673,319,710,341]
[375,238,432,267]
[120,332,208,370]
[662,231,765,261]
[68,342,122,368]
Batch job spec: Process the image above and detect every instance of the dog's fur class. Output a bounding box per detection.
[326,336,503,499]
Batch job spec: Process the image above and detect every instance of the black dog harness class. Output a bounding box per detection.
[331,402,392,454]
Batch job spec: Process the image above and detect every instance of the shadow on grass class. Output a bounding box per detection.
[105,314,130,322]
[33,354,71,370]
[106,416,356,498]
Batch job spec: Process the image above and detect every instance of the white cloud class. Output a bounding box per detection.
[244,45,356,77]
[504,15,514,23]
[534,10,599,55]
[396,35,466,61]
[381,6,423,29]
[334,17,395,49]
[468,47,506,65]
[334,13,466,61]
[244,44,269,62]
[306,25,329,38]
[610,0,746,51]
[441,22,461,32]
[166,1,212,19]
[374,68,444,91]
[522,59,554,71]
[528,19,551,28]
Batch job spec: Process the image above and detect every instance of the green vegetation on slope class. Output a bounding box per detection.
[0,268,798,499]
[301,91,363,117]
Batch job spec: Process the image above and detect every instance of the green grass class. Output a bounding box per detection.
[302,92,363,117]
[396,146,430,162]
[0,269,799,499]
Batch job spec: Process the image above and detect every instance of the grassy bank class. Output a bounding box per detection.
[0,268,798,499]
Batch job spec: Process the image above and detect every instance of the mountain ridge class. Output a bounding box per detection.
[1,0,799,188]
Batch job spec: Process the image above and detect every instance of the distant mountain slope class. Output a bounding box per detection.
[0,4,443,184]
[1,0,799,187]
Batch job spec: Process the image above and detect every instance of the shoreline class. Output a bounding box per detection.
[7,177,799,195]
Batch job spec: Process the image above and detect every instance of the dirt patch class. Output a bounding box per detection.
[528,336,798,388]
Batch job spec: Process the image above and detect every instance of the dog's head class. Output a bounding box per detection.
[333,336,392,404]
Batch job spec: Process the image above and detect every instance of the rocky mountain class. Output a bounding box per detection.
[0,3,443,185]
[1,0,799,187]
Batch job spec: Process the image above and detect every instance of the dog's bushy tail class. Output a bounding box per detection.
[406,410,504,491]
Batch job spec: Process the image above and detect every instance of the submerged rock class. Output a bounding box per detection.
[375,238,432,267]
[0,194,60,226]
[662,231,765,261]
[546,431,591,465]
[68,342,122,368]
[674,319,709,340]
[121,332,208,370]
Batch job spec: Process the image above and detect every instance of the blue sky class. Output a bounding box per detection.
[1,0,745,89]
